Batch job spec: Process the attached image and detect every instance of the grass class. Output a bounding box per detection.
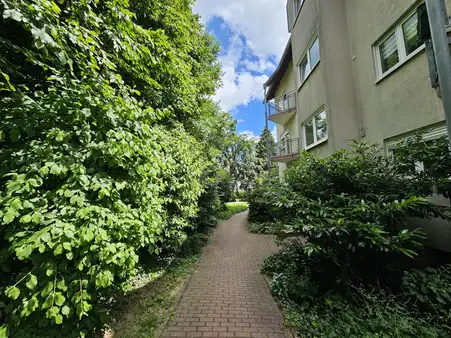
[217,201,249,220]
[106,255,199,338]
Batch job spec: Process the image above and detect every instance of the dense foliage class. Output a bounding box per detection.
[216,202,249,221]
[0,0,239,336]
[255,127,276,176]
[250,139,451,337]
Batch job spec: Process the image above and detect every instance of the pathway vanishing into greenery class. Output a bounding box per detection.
[162,212,290,338]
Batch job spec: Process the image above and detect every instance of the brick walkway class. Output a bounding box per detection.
[161,212,290,338]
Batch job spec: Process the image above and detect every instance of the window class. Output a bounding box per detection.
[280,132,290,155]
[278,94,288,112]
[303,109,328,149]
[299,37,320,84]
[375,8,424,77]
[294,0,304,17]
[387,124,448,173]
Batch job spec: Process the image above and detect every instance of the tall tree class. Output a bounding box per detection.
[255,127,276,176]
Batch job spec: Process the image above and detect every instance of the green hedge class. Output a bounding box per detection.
[217,202,249,220]
[0,0,224,336]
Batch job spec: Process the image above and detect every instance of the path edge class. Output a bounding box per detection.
[156,218,224,338]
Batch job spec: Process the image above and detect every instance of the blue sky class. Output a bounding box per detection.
[193,0,289,140]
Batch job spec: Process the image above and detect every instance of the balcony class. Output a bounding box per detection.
[267,92,297,125]
[271,137,300,163]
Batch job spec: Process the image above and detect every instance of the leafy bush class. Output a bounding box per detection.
[253,140,451,336]
[216,202,248,220]
[0,0,225,336]
[248,222,279,234]
[402,265,451,317]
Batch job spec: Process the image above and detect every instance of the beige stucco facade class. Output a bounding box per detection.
[266,0,451,251]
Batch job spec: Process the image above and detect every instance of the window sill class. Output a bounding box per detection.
[375,44,425,84]
[297,61,320,92]
[305,137,328,151]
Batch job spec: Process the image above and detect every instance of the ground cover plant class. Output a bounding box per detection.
[250,139,451,337]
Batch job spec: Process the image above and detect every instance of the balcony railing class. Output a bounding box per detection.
[271,137,300,160]
[268,92,297,118]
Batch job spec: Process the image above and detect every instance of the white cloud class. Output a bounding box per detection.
[193,0,288,60]
[236,119,245,124]
[214,33,268,111]
[193,1,289,112]
[242,59,276,73]
[239,130,260,142]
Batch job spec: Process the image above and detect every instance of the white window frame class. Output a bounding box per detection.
[374,5,425,81]
[303,108,328,150]
[297,36,320,87]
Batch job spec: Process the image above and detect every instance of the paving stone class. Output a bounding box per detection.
[162,212,291,338]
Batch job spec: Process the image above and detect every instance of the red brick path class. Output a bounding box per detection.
[161,212,291,338]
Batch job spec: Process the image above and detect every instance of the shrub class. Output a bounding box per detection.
[402,265,451,317]
[0,0,223,336]
[253,140,451,336]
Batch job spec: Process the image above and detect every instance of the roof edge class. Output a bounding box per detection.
[265,38,292,101]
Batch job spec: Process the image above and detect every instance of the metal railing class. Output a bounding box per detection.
[271,137,300,158]
[268,92,297,117]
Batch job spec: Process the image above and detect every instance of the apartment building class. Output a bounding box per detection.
[266,0,450,175]
[265,0,451,251]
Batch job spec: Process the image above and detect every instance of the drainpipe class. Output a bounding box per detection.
[425,0,451,144]
[263,84,271,179]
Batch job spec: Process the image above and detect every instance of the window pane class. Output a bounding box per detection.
[379,33,399,73]
[300,57,309,83]
[305,121,314,146]
[315,111,327,141]
[403,13,422,55]
[295,0,303,14]
[309,38,320,68]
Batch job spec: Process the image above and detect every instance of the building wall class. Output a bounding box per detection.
[318,0,360,151]
[283,0,451,251]
[289,0,361,157]
[344,0,451,146]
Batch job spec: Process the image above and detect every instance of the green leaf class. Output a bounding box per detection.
[41,282,53,297]
[32,212,42,224]
[41,232,51,243]
[20,214,32,223]
[54,293,65,306]
[43,294,54,309]
[10,198,22,210]
[5,286,20,300]
[3,211,16,224]
[54,244,63,255]
[55,314,63,324]
[25,274,38,290]
[0,325,8,338]
[57,280,67,291]
[61,305,70,316]
[15,245,33,260]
